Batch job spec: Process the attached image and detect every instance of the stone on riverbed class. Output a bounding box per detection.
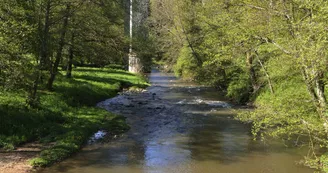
[97,95,132,107]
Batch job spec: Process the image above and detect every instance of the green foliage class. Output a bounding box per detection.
[320,153,328,172]
[0,0,36,91]
[133,35,157,73]
[0,67,148,167]
[238,79,318,138]
[105,64,125,70]
[148,0,185,71]
[174,45,199,80]
[0,0,129,106]
[0,0,147,169]
[72,0,126,67]
[29,158,49,167]
[149,0,328,171]
[227,73,251,104]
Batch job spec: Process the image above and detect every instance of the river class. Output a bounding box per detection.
[39,69,314,173]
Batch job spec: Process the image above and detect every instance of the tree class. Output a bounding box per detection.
[1,0,128,107]
[149,0,328,171]
[46,2,71,90]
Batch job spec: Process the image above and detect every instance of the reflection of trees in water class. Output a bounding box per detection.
[93,141,146,166]
[182,114,257,163]
[127,141,146,165]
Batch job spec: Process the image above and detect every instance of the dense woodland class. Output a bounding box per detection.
[149,0,328,171]
[2,0,328,172]
[0,0,149,167]
[0,0,128,105]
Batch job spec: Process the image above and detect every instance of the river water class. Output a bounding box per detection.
[39,70,314,173]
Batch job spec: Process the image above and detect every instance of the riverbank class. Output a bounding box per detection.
[37,69,313,173]
[0,67,148,173]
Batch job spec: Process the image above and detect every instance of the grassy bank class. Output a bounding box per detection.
[0,67,148,167]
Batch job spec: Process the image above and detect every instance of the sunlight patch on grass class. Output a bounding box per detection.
[0,67,148,167]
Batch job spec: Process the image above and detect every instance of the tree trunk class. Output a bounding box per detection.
[47,4,70,90]
[40,0,52,70]
[315,70,326,115]
[246,52,258,92]
[179,20,202,66]
[27,70,41,108]
[27,0,52,107]
[66,33,75,78]
[256,52,274,94]
[302,68,327,117]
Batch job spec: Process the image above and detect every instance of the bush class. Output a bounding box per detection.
[174,46,199,80]
[227,74,251,104]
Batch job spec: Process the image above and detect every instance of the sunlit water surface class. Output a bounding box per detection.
[38,69,313,173]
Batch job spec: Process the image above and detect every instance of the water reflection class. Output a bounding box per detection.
[38,69,313,173]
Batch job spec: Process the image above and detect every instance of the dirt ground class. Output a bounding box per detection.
[0,152,35,173]
[0,87,166,173]
[0,142,52,173]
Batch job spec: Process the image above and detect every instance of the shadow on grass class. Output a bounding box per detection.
[1,67,147,167]
[74,75,147,89]
[54,78,119,107]
[0,104,67,149]
[74,68,135,77]
[74,75,125,85]
[30,108,130,167]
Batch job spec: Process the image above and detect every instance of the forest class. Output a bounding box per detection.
[0,0,149,169]
[149,0,328,171]
[1,0,328,172]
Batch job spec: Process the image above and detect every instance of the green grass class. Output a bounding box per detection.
[0,67,149,167]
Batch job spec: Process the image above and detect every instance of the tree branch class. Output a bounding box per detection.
[253,35,291,54]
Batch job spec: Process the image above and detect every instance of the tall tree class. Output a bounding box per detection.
[46,3,71,90]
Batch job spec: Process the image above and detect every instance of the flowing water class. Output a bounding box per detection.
[39,70,314,173]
